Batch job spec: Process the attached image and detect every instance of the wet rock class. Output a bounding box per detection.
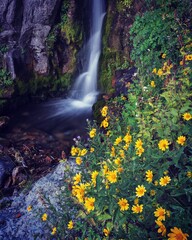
[0,156,15,188]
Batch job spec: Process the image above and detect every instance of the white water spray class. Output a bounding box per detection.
[69,0,105,107]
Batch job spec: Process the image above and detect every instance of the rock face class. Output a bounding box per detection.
[0,0,61,78]
[100,0,145,93]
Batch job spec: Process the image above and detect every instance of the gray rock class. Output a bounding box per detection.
[0,160,77,239]
[0,0,61,77]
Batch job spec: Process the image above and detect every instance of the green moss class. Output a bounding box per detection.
[116,0,133,12]
[16,73,72,96]
[99,1,131,94]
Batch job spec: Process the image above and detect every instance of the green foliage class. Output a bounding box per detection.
[16,73,72,95]
[59,0,82,45]
[0,44,8,55]
[129,0,191,74]
[130,9,178,72]
[117,0,133,12]
[0,69,13,87]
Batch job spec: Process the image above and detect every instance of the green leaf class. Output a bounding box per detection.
[97,213,112,222]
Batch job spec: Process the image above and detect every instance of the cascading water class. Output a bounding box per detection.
[70,0,105,106]
[43,0,105,118]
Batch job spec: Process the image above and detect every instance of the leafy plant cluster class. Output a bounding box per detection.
[30,38,192,240]
[0,68,13,88]
[129,0,191,74]
[117,0,133,11]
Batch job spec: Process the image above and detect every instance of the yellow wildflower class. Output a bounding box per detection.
[80,149,87,156]
[152,68,157,74]
[159,176,171,186]
[27,205,32,212]
[162,53,166,58]
[154,207,166,221]
[100,118,109,128]
[187,171,192,178]
[158,139,170,151]
[114,136,122,145]
[103,228,110,237]
[106,130,111,136]
[186,54,192,61]
[119,149,125,158]
[168,227,189,240]
[106,171,118,183]
[166,210,171,217]
[135,138,143,149]
[76,157,82,165]
[42,213,48,221]
[132,204,143,214]
[135,185,146,198]
[67,220,74,229]
[155,220,166,237]
[111,146,116,157]
[136,147,145,156]
[183,112,191,121]
[146,170,153,183]
[176,136,186,146]
[72,183,87,203]
[105,181,109,189]
[134,198,139,205]
[123,133,132,143]
[89,128,96,138]
[101,106,108,117]
[151,81,156,87]
[51,227,57,235]
[73,173,81,185]
[118,198,129,211]
[114,157,121,166]
[157,69,163,76]
[117,167,124,173]
[180,60,184,66]
[103,164,108,175]
[90,147,94,153]
[84,197,95,212]
[71,146,79,156]
[91,171,99,187]
[123,143,130,150]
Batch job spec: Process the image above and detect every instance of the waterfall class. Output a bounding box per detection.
[31,0,106,131]
[69,0,105,107]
